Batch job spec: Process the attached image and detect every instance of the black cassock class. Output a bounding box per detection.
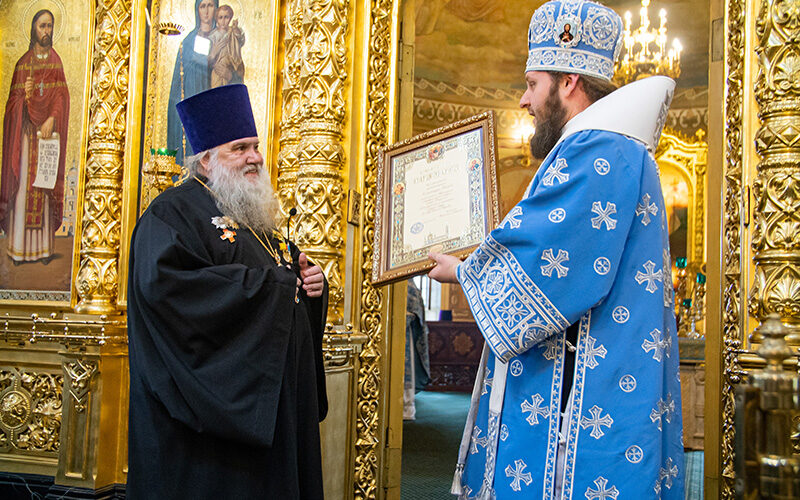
[127,177,328,499]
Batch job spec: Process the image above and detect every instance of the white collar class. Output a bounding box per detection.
[555,76,676,154]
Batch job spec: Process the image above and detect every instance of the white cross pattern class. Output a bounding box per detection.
[635,193,658,226]
[625,445,643,463]
[580,405,613,439]
[470,425,488,454]
[642,328,671,362]
[542,157,569,186]
[591,201,617,230]
[521,393,550,425]
[509,359,524,376]
[593,257,611,275]
[500,206,523,230]
[650,393,676,431]
[635,260,663,293]
[541,248,569,278]
[481,367,493,396]
[659,457,679,489]
[539,336,560,360]
[548,207,567,223]
[593,158,611,175]
[483,268,506,295]
[619,374,637,393]
[584,335,608,369]
[585,476,619,500]
[505,459,533,492]
[500,424,509,441]
[612,306,629,324]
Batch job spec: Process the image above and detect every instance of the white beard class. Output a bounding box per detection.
[206,155,279,234]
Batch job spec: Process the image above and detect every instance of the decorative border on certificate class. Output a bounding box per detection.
[372,111,499,286]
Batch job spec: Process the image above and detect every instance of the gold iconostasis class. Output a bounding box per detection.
[0,0,796,499]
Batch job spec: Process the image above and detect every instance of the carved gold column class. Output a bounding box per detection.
[356,2,392,497]
[749,0,800,343]
[719,0,747,496]
[74,0,131,314]
[277,0,304,229]
[295,0,349,323]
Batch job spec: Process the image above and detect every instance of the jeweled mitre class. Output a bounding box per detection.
[526,0,623,81]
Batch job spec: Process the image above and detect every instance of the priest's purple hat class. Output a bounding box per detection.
[176,84,258,154]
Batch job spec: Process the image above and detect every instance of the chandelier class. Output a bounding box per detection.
[614,0,682,85]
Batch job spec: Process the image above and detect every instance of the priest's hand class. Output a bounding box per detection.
[299,252,324,298]
[39,116,55,139]
[428,252,461,284]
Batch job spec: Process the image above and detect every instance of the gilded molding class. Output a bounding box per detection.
[276,0,304,231]
[355,2,392,497]
[293,0,350,323]
[749,0,800,342]
[655,129,708,265]
[721,0,746,494]
[63,359,99,413]
[0,368,63,455]
[75,0,132,314]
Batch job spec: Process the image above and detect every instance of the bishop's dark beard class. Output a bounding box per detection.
[529,82,568,160]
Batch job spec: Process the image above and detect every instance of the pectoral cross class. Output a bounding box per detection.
[220,229,236,242]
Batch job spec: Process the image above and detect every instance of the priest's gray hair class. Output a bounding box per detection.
[184,148,217,177]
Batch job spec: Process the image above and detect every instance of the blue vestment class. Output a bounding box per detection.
[166,0,218,164]
[452,77,684,499]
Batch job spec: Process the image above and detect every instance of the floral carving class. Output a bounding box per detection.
[0,368,63,455]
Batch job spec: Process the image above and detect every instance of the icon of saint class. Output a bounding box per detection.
[1,9,70,265]
[166,0,219,164]
[559,23,574,43]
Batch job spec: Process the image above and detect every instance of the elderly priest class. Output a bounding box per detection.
[127,84,328,499]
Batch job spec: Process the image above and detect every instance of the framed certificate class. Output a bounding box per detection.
[372,111,500,286]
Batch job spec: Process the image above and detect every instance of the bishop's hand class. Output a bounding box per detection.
[428,252,461,284]
[298,252,324,298]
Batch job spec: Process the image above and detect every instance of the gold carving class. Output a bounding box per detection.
[749,0,800,344]
[355,2,392,498]
[276,0,304,222]
[0,392,30,430]
[75,0,132,314]
[292,0,350,323]
[0,368,63,455]
[276,0,349,322]
[347,190,362,226]
[721,0,747,494]
[63,359,99,413]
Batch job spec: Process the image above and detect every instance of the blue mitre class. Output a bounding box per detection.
[526,0,624,81]
[176,84,258,154]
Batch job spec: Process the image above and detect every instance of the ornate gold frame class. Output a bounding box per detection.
[655,127,708,267]
[372,111,500,286]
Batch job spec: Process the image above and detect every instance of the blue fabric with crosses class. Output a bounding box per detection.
[454,129,684,499]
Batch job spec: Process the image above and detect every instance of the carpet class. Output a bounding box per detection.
[401,391,704,499]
